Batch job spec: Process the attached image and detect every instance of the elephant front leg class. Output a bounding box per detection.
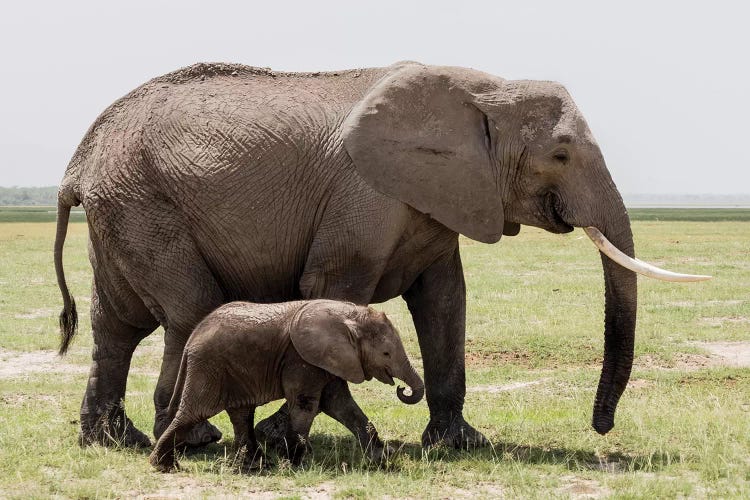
[281,393,321,465]
[227,406,266,471]
[403,247,488,449]
[319,378,392,462]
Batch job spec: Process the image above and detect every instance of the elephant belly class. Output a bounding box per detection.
[224,378,283,409]
[188,208,317,303]
[206,253,306,303]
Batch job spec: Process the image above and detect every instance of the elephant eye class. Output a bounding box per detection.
[383,352,390,357]
[552,149,569,164]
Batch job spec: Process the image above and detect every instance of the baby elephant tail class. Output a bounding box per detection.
[166,354,188,422]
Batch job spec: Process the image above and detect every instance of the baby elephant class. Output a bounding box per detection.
[149,299,424,471]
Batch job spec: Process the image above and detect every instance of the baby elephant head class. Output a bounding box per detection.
[289,300,424,404]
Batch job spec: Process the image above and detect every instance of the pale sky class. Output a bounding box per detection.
[1,0,747,195]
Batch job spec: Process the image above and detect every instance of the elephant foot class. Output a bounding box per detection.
[366,441,395,463]
[154,410,222,448]
[235,446,270,473]
[422,415,489,450]
[79,409,152,448]
[149,449,179,473]
[254,406,290,449]
[360,425,394,463]
[277,433,313,466]
[183,420,222,448]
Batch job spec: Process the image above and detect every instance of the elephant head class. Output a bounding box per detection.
[290,301,424,405]
[343,62,708,434]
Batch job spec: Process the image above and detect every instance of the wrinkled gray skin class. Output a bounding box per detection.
[149,300,423,471]
[55,61,636,450]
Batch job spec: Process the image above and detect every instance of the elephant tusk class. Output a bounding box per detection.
[583,227,712,282]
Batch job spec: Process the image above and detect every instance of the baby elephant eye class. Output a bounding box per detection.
[383,352,390,357]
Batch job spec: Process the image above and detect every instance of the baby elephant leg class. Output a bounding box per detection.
[319,378,391,461]
[227,406,266,470]
[282,392,321,465]
[149,410,201,472]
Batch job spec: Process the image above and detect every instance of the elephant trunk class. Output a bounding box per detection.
[591,203,638,434]
[396,359,425,405]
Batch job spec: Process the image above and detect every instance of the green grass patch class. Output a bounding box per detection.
[629,208,750,222]
[0,206,86,223]
[5,205,749,223]
[0,219,748,497]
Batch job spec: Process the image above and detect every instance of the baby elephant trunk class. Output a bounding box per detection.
[396,359,425,405]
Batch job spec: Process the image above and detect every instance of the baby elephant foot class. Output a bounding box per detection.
[278,433,312,466]
[241,452,271,472]
[149,450,180,473]
[422,416,489,450]
[183,420,222,448]
[254,408,289,449]
[366,442,396,463]
[234,445,270,472]
[360,423,393,462]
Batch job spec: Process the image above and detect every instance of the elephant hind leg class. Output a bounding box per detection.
[86,197,227,448]
[150,370,222,472]
[80,273,158,448]
[122,230,226,447]
[150,275,225,447]
[149,409,203,472]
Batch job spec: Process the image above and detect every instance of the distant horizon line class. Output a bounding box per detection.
[1,185,749,198]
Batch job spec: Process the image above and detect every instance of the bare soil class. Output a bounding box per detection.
[558,476,610,499]
[126,479,336,499]
[13,308,56,319]
[635,341,750,370]
[0,348,87,378]
[465,350,535,367]
[467,379,547,393]
[694,341,750,368]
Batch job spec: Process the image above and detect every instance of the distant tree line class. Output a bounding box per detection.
[0,186,59,206]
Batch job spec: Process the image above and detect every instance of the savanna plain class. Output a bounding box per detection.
[0,207,748,499]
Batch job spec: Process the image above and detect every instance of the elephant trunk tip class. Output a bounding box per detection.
[396,384,424,405]
[592,414,615,435]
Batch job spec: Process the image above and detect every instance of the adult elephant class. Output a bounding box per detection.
[55,61,707,449]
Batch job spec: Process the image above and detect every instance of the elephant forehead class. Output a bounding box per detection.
[552,107,596,145]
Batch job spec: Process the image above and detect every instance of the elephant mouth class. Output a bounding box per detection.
[544,192,574,234]
[377,368,395,386]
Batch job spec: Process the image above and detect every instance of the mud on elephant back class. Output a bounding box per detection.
[54,60,709,451]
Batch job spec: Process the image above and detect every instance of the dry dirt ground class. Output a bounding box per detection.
[0,348,87,378]
[3,342,749,381]
[123,479,336,500]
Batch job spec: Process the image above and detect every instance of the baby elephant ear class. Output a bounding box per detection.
[290,309,366,384]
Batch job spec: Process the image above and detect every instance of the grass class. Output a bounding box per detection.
[4,206,750,223]
[628,208,750,222]
[0,210,748,498]
[0,206,86,224]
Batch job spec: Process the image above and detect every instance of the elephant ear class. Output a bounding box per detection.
[290,307,366,384]
[343,63,505,243]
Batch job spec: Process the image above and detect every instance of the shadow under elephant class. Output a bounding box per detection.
[164,432,674,475]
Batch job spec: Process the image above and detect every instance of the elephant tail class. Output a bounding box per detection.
[167,354,189,422]
[55,199,78,355]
